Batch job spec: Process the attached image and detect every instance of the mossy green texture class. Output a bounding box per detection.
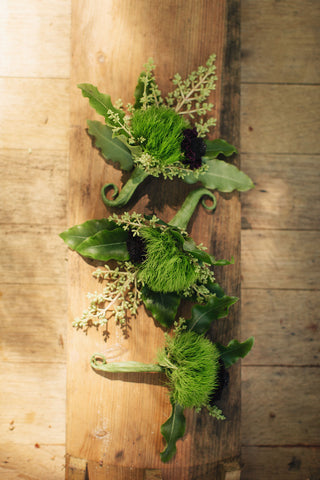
[158,331,220,409]
[130,106,189,165]
[139,228,197,293]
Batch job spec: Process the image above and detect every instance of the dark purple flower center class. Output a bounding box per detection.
[126,230,147,264]
[180,128,206,169]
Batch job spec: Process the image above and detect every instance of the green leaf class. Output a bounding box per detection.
[59,218,117,250]
[141,286,181,328]
[76,228,130,261]
[78,83,124,118]
[87,120,133,171]
[210,255,234,266]
[183,159,254,192]
[205,138,237,158]
[115,133,143,158]
[133,71,161,109]
[160,399,186,463]
[182,238,213,264]
[186,294,239,334]
[217,337,254,368]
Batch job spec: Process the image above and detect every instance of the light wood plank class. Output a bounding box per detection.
[240,84,320,154]
[0,442,65,480]
[241,446,320,480]
[1,225,68,285]
[241,230,320,289]
[241,154,320,230]
[0,363,65,445]
[0,78,69,150]
[0,149,67,226]
[0,0,70,78]
[241,0,320,84]
[0,284,66,363]
[241,367,320,445]
[241,289,320,365]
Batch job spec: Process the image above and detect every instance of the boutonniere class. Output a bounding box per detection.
[60,189,238,331]
[78,54,254,208]
[91,319,254,462]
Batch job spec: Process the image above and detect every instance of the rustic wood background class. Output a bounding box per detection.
[1,0,319,479]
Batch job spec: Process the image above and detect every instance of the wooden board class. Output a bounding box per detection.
[67,1,241,479]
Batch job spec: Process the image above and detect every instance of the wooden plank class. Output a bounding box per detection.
[0,0,71,78]
[241,154,320,230]
[0,284,66,363]
[241,0,320,84]
[0,149,67,226]
[241,446,320,480]
[68,0,241,478]
[1,224,68,285]
[0,362,65,445]
[240,84,320,154]
[241,289,320,366]
[0,78,69,150]
[241,366,320,445]
[241,230,320,289]
[0,442,65,480]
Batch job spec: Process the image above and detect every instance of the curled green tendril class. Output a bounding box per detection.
[101,167,149,208]
[169,188,217,230]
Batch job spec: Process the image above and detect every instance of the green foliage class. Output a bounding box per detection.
[160,399,186,463]
[217,337,254,368]
[204,138,238,158]
[76,228,129,262]
[131,106,189,165]
[139,227,197,293]
[59,218,117,250]
[141,286,181,328]
[87,120,133,171]
[134,59,163,109]
[183,158,255,192]
[158,331,220,409]
[78,83,125,127]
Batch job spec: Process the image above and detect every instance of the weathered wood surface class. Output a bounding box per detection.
[67,0,240,478]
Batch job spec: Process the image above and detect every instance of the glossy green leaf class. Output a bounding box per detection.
[160,399,186,463]
[76,228,129,261]
[141,286,181,328]
[182,238,213,264]
[186,294,239,334]
[204,138,237,158]
[59,218,117,250]
[217,337,254,368]
[78,83,124,121]
[183,159,254,192]
[87,120,133,171]
[210,255,235,266]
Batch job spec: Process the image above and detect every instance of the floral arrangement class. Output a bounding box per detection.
[62,54,254,463]
[78,54,253,208]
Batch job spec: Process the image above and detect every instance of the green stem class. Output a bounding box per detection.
[169,187,217,230]
[101,166,149,208]
[91,354,163,373]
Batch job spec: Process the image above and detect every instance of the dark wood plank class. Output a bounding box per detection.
[241,0,320,84]
[68,0,241,478]
[241,366,320,445]
[241,154,320,230]
[241,230,320,289]
[241,446,320,480]
[241,289,320,366]
[240,84,320,154]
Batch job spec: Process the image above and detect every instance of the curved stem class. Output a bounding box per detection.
[169,188,217,230]
[101,166,149,208]
[91,354,163,373]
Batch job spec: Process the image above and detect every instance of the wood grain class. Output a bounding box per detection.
[241,366,320,445]
[67,1,241,478]
[240,84,320,154]
[241,0,320,84]
[0,149,68,226]
[0,78,69,150]
[241,154,320,230]
[0,0,70,78]
[241,289,320,366]
[241,446,320,480]
[241,230,320,289]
